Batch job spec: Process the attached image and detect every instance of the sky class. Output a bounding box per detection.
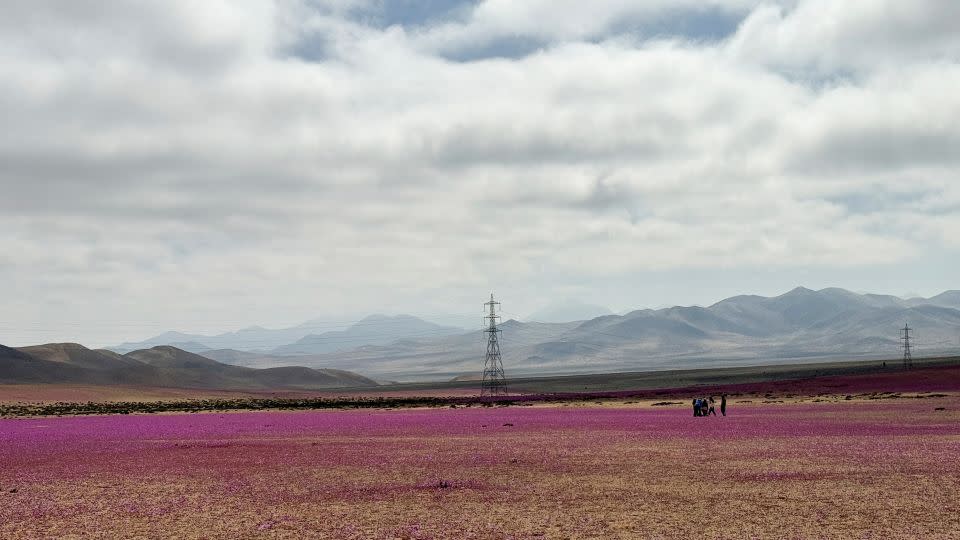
[2,0,959,347]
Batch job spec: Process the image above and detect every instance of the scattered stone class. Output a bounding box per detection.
[502,423,514,427]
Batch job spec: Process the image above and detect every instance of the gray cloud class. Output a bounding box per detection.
[1,0,958,346]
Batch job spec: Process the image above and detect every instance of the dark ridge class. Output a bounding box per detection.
[1,343,377,390]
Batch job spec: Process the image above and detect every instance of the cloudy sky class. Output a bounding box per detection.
[2,0,959,346]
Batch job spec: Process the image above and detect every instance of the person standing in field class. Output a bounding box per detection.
[708,396,717,416]
[721,394,727,416]
[692,398,700,417]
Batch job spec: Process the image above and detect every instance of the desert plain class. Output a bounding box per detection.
[2,363,959,539]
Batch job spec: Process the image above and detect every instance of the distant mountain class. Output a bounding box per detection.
[201,349,270,368]
[97,288,960,382]
[125,346,377,389]
[109,314,465,354]
[1,343,377,389]
[167,341,213,353]
[914,290,960,310]
[243,287,960,380]
[527,300,613,324]
[271,314,464,355]
[205,318,582,378]
[111,331,210,353]
[110,327,310,354]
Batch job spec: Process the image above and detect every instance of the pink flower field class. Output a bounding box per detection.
[2,398,959,539]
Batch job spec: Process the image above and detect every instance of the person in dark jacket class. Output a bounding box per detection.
[708,396,717,416]
[720,394,727,416]
[693,398,700,417]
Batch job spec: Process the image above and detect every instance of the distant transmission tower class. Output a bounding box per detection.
[481,293,508,397]
[900,323,913,369]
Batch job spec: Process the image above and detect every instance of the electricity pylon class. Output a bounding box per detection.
[481,293,508,397]
[901,323,913,369]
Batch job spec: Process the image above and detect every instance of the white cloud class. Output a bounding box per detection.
[727,0,960,75]
[1,0,958,345]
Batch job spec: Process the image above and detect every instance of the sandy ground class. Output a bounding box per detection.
[2,397,958,539]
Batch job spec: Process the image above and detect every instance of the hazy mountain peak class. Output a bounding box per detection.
[818,287,857,296]
[928,290,960,306]
[781,286,816,297]
[271,313,462,355]
[238,325,267,332]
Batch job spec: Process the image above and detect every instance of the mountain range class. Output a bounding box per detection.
[0,343,377,389]
[110,314,464,355]
[166,287,960,381]
[18,287,959,384]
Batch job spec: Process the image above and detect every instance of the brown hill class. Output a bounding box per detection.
[125,346,226,369]
[252,366,378,389]
[19,343,143,371]
[125,346,379,389]
[1,343,377,390]
[0,344,89,383]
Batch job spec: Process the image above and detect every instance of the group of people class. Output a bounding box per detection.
[693,395,726,417]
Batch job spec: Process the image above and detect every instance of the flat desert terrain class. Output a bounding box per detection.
[4,356,957,406]
[2,386,958,538]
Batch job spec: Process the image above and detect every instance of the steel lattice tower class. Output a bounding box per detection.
[900,323,913,369]
[481,293,508,397]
